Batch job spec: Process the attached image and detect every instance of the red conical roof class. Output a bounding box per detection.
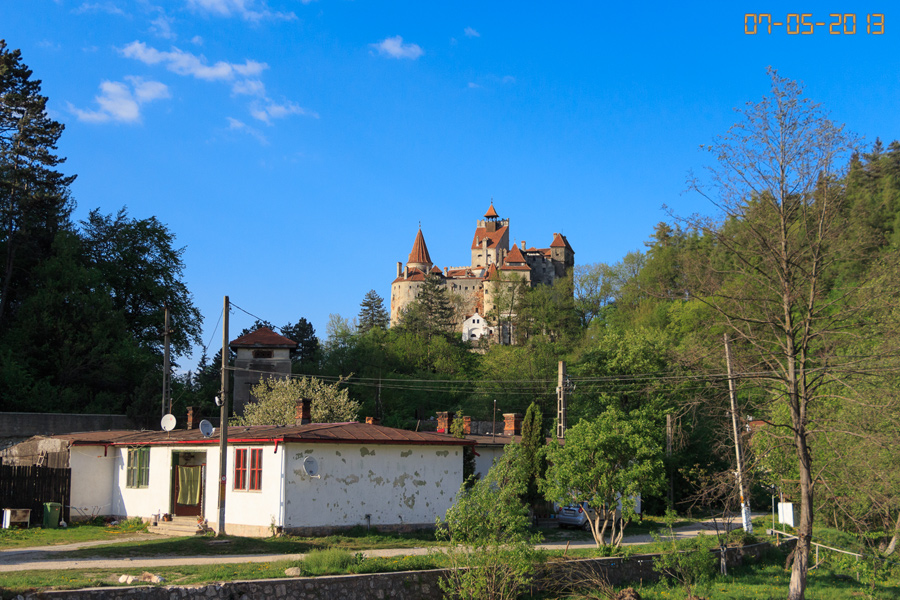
[408,228,432,265]
[505,244,526,264]
[230,326,297,349]
[484,202,499,219]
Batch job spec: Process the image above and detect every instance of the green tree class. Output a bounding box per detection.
[520,401,546,514]
[80,208,202,357]
[281,318,318,369]
[0,40,75,326]
[683,69,859,600]
[542,406,664,547]
[234,375,360,425]
[357,289,389,334]
[438,443,542,600]
[398,274,455,338]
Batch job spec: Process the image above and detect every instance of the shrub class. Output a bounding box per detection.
[299,548,357,576]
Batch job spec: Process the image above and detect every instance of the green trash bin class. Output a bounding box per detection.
[43,502,62,529]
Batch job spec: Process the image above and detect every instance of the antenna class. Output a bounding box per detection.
[161,414,176,435]
[199,420,215,438]
[301,456,320,478]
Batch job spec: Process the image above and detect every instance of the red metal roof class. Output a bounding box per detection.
[230,327,297,349]
[408,229,432,265]
[505,245,527,264]
[471,225,508,250]
[550,233,573,251]
[50,422,473,447]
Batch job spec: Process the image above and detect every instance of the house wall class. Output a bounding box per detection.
[69,445,116,519]
[112,446,173,519]
[283,443,463,533]
[473,445,504,480]
[202,443,285,537]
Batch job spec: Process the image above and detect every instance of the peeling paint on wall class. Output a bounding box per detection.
[336,475,360,485]
[435,450,449,457]
[360,447,375,457]
[400,450,412,457]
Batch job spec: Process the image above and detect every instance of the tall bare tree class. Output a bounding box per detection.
[683,69,859,600]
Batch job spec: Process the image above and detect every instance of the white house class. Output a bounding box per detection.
[48,421,472,536]
[461,313,491,343]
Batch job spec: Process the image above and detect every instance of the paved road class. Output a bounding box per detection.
[0,516,762,573]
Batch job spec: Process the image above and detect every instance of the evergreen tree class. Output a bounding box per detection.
[399,274,455,338]
[357,289,389,334]
[520,401,546,513]
[0,40,76,325]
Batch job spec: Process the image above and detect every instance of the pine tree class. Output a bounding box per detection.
[520,402,546,513]
[0,40,76,325]
[357,289,389,334]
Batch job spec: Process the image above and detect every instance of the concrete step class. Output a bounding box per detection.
[149,517,208,537]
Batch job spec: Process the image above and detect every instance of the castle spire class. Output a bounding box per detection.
[484,200,499,220]
[407,227,433,270]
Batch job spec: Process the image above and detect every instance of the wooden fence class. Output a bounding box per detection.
[0,464,71,526]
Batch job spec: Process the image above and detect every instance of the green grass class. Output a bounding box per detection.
[0,517,148,549]
[54,527,440,560]
[0,552,450,596]
[531,546,900,599]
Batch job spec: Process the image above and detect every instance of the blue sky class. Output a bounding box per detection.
[4,1,899,369]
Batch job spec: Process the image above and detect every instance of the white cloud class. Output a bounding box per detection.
[464,27,480,38]
[250,100,318,124]
[190,36,204,46]
[227,117,268,144]
[73,2,126,16]
[121,41,268,81]
[69,76,169,123]
[502,75,516,84]
[370,36,424,60]
[468,82,480,89]
[232,79,266,97]
[150,14,176,40]
[187,0,296,22]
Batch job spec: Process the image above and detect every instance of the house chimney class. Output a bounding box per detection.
[295,398,311,425]
[463,416,472,435]
[397,262,402,278]
[186,406,196,430]
[436,411,454,434]
[521,240,526,251]
[366,417,381,426]
[503,413,523,437]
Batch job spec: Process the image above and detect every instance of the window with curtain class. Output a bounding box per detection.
[126,447,150,488]
[234,448,263,491]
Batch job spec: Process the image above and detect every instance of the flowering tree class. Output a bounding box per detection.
[234,376,359,425]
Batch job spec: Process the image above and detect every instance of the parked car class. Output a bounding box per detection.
[556,502,621,530]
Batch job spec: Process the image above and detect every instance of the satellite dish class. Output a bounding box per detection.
[301,456,319,477]
[161,414,176,432]
[199,420,215,438]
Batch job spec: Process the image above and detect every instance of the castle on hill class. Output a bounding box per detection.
[390,202,574,343]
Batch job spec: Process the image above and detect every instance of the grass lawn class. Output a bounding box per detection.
[0,553,446,596]
[0,518,149,549]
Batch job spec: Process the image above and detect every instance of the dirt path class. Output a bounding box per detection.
[0,516,761,573]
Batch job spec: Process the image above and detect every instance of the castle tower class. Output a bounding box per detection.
[471,201,510,268]
[407,227,433,273]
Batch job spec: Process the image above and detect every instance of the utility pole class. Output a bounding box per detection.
[667,413,674,510]
[724,333,752,532]
[556,360,568,439]
[162,303,171,418]
[217,296,230,536]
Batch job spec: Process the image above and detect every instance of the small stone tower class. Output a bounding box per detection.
[229,327,297,416]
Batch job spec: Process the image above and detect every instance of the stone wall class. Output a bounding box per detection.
[24,543,773,600]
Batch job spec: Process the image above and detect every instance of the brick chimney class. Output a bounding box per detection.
[463,416,472,435]
[186,406,196,430]
[295,398,311,425]
[436,411,454,434]
[503,413,523,437]
[366,417,381,425]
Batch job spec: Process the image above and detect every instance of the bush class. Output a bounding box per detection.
[299,548,358,576]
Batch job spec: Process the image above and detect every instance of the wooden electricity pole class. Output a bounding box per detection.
[725,333,752,532]
[161,303,171,418]
[217,296,230,536]
[557,360,568,439]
